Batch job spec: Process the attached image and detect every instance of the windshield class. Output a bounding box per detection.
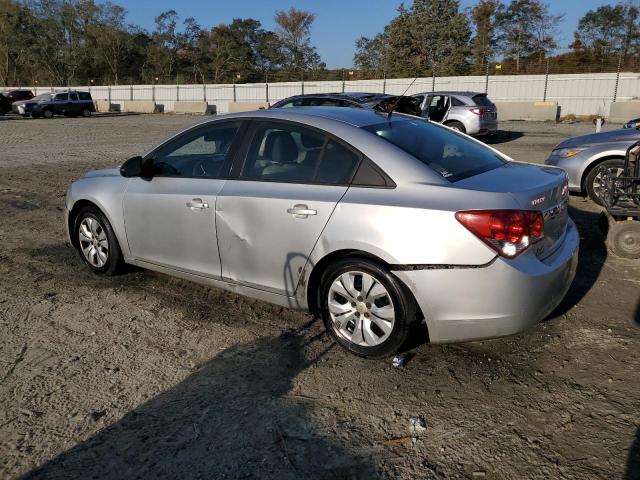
[362,118,505,182]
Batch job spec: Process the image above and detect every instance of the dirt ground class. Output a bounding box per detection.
[0,114,638,480]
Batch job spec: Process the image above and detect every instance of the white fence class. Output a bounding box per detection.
[22,71,640,117]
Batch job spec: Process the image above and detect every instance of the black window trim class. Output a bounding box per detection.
[228,117,394,188]
[142,119,250,180]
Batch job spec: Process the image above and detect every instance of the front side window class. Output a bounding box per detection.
[69,93,79,101]
[240,121,361,184]
[55,93,69,102]
[150,121,242,177]
[362,118,505,182]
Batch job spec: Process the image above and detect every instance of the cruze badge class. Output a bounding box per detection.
[531,196,546,206]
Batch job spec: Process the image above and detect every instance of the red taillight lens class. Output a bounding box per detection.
[455,210,544,258]
[470,107,491,115]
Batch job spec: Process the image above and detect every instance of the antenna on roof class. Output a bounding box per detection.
[387,76,418,121]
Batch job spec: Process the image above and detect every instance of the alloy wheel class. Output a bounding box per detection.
[78,216,109,268]
[592,167,624,200]
[327,270,395,347]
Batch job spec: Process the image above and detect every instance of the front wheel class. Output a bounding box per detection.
[74,205,124,275]
[42,108,54,119]
[319,257,417,358]
[585,159,625,206]
[607,220,640,259]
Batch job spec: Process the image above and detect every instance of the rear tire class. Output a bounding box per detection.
[74,205,124,275]
[81,107,92,117]
[319,257,417,358]
[607,220,640,259]
[585,158,625,206]
[42,108,54,119]
[444,120,466,134]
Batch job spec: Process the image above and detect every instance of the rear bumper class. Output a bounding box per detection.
[393,218,579,343]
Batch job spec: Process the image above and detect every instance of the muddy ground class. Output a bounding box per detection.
[0,114,638,480]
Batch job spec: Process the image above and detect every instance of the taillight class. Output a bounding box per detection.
[470,107,491,115]
[455,210,545,258]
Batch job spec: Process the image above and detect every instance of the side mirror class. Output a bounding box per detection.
[120,156,144,177]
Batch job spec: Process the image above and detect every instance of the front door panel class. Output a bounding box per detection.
[123,177,225,278]
[216,181,347,295]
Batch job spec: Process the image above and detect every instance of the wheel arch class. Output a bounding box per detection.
[305,248,424,326]
[68,199,102,249]
[580,154,625,191]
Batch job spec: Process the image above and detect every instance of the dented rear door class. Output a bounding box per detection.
[216,181,346,296]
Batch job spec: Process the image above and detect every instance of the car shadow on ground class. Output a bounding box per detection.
[549,203,607,318]
[628,427,640,480]
[20,325,377,480]
[481,130,524,145]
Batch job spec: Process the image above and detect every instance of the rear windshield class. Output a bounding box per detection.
[362,119,505,182]
[472,94,493,106]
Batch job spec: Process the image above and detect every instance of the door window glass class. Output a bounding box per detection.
[69,93,79,101]
[150,121,242,177]
[54,93,69,102]
[451,96,465,106]
[240,121,360,184]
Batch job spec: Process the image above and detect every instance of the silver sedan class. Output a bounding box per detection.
[546,128,640,205]
[65,107,579,357]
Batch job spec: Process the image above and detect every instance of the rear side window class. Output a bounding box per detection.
[78,92,92,100]
[276,98,303,108]
[240,121,360,185]
[472,94,493,106]
[451,97,465,107]
[69,93,79,101]
[362,119,505,182]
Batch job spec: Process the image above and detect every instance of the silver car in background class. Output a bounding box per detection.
[65,107,578,358]
[546,128,640,205]
[412,91,498,136]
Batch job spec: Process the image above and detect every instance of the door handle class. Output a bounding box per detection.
[287,204,317,218]
[186,198,209,210]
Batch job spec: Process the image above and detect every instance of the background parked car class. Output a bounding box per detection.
[623,118,640,129]
[271,92,422,116]
[4,89,34,104]
[411,91,498,136]
[0,93,11,115]
[546,128,640,204]
[13,90,94,118]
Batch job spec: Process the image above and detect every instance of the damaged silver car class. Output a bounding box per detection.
[65,107,578,357]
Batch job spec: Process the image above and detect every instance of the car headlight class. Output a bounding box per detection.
[552,147,585,159]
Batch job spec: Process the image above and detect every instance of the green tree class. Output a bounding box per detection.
[495,0,562,71]
[353,31,389,73]
[469,0,500,74]
[274,7,324,73]
[574,3,640,64]
[384,0,471,77]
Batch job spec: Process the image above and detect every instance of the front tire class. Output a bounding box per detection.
[74,206,124,275]
[42,108,54,119]
[607,220,640,259]
[585,159,625,205]
[319,257,417,358]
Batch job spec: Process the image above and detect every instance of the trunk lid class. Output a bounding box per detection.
[456,162,569,259]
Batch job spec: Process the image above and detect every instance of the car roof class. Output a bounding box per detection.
[277,92,393,104]
[414,91,485,97]
[228,106,404,127]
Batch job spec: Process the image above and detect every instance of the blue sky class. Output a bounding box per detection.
[112,0,622,68]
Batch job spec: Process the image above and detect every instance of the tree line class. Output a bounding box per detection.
[0,0,639,87]
[355,0,640,76]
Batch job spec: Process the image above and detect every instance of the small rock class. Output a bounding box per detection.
[91,410,106,421]
[607,328,612,333]
[409,416,427,434]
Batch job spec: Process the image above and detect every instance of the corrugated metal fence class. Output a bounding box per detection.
[25,71,640,116]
